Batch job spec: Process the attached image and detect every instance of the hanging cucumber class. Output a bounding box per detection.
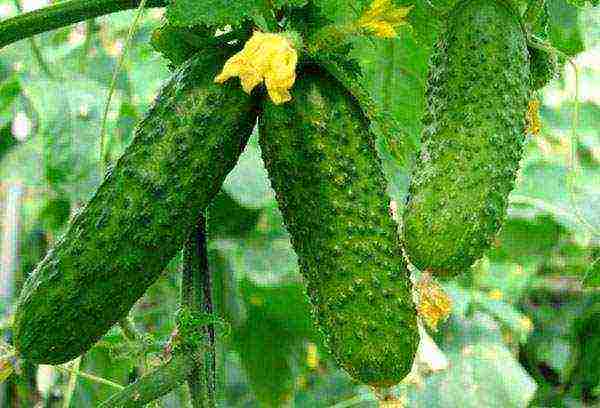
[402,0,531,278]
[259,64,418,387]
[14,47,260,364]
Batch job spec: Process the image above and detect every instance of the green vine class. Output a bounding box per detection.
[527,35,599,239]
[99,0,148,170]
[0,0,168,49]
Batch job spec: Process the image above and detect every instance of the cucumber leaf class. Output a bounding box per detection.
[566,0,599,7]
[583,258,600,288]
[166,0,307,29]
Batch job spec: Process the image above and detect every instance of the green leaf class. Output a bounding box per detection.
[0,75,20,115]
[411,313,537,408]
[564,297,600,395]
[39,197,71,232]
[472,294,534,344]
[165,0,267,28]
[223,129,275,209]
[232,279,314,406]
[239,279,314,335]
[547,0,586,56]
[521,295,583,383]
[115,101,139,148]
[234,315,295,407]
[164,0,308,36]
[510,160,600,242]
[2,77,108,205]
[398,0,445,47]
[150,22,210,70]
[274,0,308,7]
[337,1,437,210]
[208,191,261,238]
[488,215,565,264]
[583,258,600,287]
[0,123,17,162]
[565,0,599,7]
[210,249,247,327]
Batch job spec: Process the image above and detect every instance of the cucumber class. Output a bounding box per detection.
[14,48,260,364]
[402,0,531,278]
[259,64,418,387]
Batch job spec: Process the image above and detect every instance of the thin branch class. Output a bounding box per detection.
[119,316,149,375]
[0,0,167,49]
[98,215,216,407]
[54,365,124,390]
[99,0,147,170]
[509,194,582,228]
[62,357,81,408]
[98,352,196,407]
[182,215,217,408]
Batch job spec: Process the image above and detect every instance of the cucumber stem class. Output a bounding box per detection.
[97,352,196,407]
[182,215,217,408]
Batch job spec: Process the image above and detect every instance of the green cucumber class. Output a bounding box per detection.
[402,0,531,278]
[259,64,418,386]
[14,48,260,364]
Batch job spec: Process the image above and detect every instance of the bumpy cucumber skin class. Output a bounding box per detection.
[14,50,260,364]
[259,65,418,386]
[402,0,531,278]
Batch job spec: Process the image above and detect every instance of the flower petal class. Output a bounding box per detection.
[214,31,298,104]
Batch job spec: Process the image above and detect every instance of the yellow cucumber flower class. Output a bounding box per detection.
[214,31,298,105]
[358,0,413,38]
[414,271,452,331]
[526,99,541,136]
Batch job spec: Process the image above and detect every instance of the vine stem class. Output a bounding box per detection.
[53,365,124,390]
[0,0,167,49]
[526,35,599,239]
[97,352,197,407]
[119,316,149,375]
[62,357,81,408]
[99,0,147,170]
[525,36,600,281]
[99,215,217,407]
[182,215,217,408]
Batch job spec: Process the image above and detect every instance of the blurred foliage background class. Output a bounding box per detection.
[0,0,599,406]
